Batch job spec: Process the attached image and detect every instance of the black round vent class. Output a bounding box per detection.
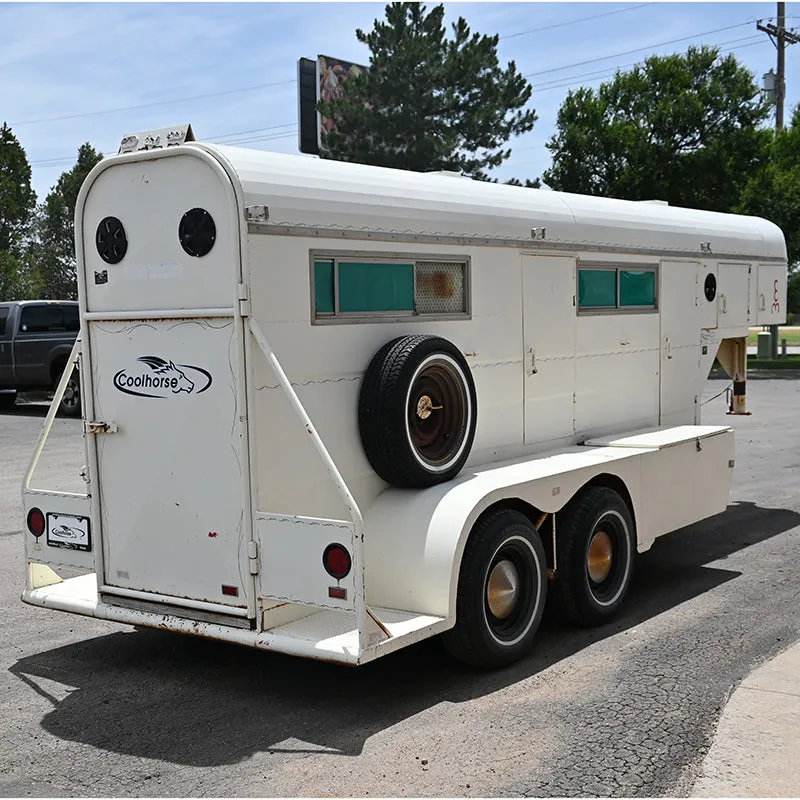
[96,217,128,264]
[704,273,717,302]
[179,208,216,257]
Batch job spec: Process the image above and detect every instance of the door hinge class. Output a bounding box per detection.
[238,283,250,317]
[247,541,260,575]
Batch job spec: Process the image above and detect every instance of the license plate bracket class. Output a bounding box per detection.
[46,512,91,552]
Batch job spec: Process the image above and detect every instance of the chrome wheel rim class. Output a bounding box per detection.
[487,558,520,620]
[587,530,613,583]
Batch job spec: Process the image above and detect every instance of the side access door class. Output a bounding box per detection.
[522,255,576,445]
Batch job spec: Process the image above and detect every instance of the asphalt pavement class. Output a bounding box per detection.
[1,380,799,797]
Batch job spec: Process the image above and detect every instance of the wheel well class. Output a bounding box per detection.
[472,498,554,570]
[581,473,636,528]
[463,474,635,574]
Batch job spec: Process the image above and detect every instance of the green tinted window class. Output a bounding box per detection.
[338,262,414,313]
[578,269,617,308]
[620,270,656,307]
[314,260,335,314]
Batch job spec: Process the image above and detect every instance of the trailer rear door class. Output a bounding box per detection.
[79,148,254,619]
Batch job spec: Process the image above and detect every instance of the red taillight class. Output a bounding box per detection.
[322,543,352,580]
[27,508,45,537]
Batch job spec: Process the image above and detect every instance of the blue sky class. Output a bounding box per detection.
[3,1,799,201]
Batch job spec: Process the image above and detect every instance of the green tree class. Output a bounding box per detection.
[33,143,103,299]
[0,123,36,255]
[738,106,800,263]
[317,2,536,177]
[543,46,771,212]
[737,106,800,319]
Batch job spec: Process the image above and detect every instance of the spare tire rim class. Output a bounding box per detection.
[407,358,468,468]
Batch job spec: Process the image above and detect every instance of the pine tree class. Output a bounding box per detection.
[317,2,536,177]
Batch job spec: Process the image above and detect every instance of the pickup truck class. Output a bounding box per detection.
[0,300,81,416]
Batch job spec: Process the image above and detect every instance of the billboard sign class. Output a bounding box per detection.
[297,54,368,155]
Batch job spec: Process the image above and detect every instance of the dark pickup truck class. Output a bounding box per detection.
[0,300,81,416]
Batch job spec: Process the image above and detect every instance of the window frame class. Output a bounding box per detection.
[17,304,67,334]
[576,262,659,315]
[310,249,472,325]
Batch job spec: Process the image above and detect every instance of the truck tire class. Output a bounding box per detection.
[57,369,81,418]
[551,486,635,627]
[359,334,477,488]
[0,391,17,411]
[443,509,547,669]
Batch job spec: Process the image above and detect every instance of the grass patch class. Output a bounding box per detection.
[747,328,800,346]
[747,353,800,370]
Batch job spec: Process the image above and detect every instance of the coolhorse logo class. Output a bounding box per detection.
[113,356,212,398]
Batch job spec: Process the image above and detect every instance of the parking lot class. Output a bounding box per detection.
[1,377,799,797]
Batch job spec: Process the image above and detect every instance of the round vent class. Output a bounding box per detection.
[179,208,216,257]
[96,217,128,264]
[704,273,717,302]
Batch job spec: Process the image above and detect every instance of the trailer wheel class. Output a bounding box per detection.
[57,369,81,418]
[442,509,547,669]
[359,334,476,488]
[551,486,635,626]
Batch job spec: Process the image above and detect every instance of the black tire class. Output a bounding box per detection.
[57,368,81,417]
[442,509,548,669]
[0,391,17,411]
[551,486,635,627]
[359,334,477,488]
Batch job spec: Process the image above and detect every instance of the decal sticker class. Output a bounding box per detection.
[46,513,91,552]
[113,356,212,398]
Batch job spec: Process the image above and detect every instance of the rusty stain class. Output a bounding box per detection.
[417,270,455,298]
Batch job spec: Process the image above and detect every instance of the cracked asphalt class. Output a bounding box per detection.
[1,378,799,797]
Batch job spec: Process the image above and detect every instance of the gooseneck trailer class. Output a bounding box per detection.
[21,125,787,668]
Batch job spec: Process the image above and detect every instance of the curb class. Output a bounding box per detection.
[691,641,800,797]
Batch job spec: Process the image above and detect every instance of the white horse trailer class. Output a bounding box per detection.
[22,125,787,668]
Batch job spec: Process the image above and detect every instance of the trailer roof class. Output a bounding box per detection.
[202,144,785,261]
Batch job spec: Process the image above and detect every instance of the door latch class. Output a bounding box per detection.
[85,420,118,434]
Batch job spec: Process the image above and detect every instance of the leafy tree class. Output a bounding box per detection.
[0,251,42,300]
[738,106,800,265]
[736,106,800,319]
[317,2,536,177]
[0,123,36,257]
[543,46,771,212]
[32,143,103,299]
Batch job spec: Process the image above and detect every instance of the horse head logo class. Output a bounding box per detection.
[137,356,195,394]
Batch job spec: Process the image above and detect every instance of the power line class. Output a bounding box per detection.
[524,19,756,79]
[10,4,658,134]
[533,35,766,92]
[28,29,769,171]
[10,79,295,127]
[500,3,655,40]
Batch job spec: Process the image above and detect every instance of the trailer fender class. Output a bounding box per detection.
[363,451,642,621]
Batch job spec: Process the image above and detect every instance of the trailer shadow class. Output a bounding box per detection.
[9,500,799,767]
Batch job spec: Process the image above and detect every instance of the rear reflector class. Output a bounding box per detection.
[27,508,45,537]
[221,585,239,597]
[322,543,352,580]
[328,586,347,600]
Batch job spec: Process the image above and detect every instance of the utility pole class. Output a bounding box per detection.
[758,3,800,358]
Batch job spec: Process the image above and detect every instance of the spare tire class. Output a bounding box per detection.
[359,334,477,488]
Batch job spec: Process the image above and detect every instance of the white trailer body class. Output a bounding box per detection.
[22,130,787,667]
